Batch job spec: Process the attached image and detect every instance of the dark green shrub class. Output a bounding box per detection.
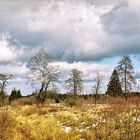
[67,99,76,107]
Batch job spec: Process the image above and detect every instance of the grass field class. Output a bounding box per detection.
[0,98,140,140]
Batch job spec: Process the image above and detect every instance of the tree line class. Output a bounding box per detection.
[0,48,137,106]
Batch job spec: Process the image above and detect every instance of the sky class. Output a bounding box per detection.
[0,0,140,95]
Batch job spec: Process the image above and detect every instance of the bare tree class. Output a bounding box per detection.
[0,73,13,106]
[93,72,103,105]
[65,68,83,95]
[117,56,135,100]
[28,48,60,104]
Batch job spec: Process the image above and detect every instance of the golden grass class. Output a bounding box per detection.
[0,101,140,140]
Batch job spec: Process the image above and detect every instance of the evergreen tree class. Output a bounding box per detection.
[17,90,22,98]
[9,88,22,104]
[106,69,122,97]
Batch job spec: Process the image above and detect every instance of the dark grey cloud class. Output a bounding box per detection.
[0,0,140,63]
[90,0,127,7]
[100,2,140,57]
[102,4,140,36]
[1,0,140,95]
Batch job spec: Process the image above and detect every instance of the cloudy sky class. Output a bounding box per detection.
[0,0,140,95]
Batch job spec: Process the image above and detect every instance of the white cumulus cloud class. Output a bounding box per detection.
[53,61,112,81]
[0,33,23,62]
[0,63,29,75]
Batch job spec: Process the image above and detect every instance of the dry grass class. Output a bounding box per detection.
[0,97,140,140]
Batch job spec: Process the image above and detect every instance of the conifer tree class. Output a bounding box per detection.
[9,88,22,104]
[106,69,122,97]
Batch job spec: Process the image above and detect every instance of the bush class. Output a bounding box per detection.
[67,99,76,108]
[54,96,60,103]
[11,97,35,106]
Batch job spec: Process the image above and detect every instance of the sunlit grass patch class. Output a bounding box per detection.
[0,103,140,140]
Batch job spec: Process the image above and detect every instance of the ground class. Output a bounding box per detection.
[0,102,140,140]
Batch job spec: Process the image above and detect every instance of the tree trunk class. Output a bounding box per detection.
[40,81,50,104]
[39,82,45,94]
[95,93,97,105]
[37,82,45,105]
[74,81,77,95]
[124,69,127,100]
[95,87,98,106]
[45,81,50,93]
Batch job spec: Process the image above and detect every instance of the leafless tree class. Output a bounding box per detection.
[117,56,136,100]
[0,73,13,106]
[28,48,60,104]
[65,68,83,95]
[93,72,103,105]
